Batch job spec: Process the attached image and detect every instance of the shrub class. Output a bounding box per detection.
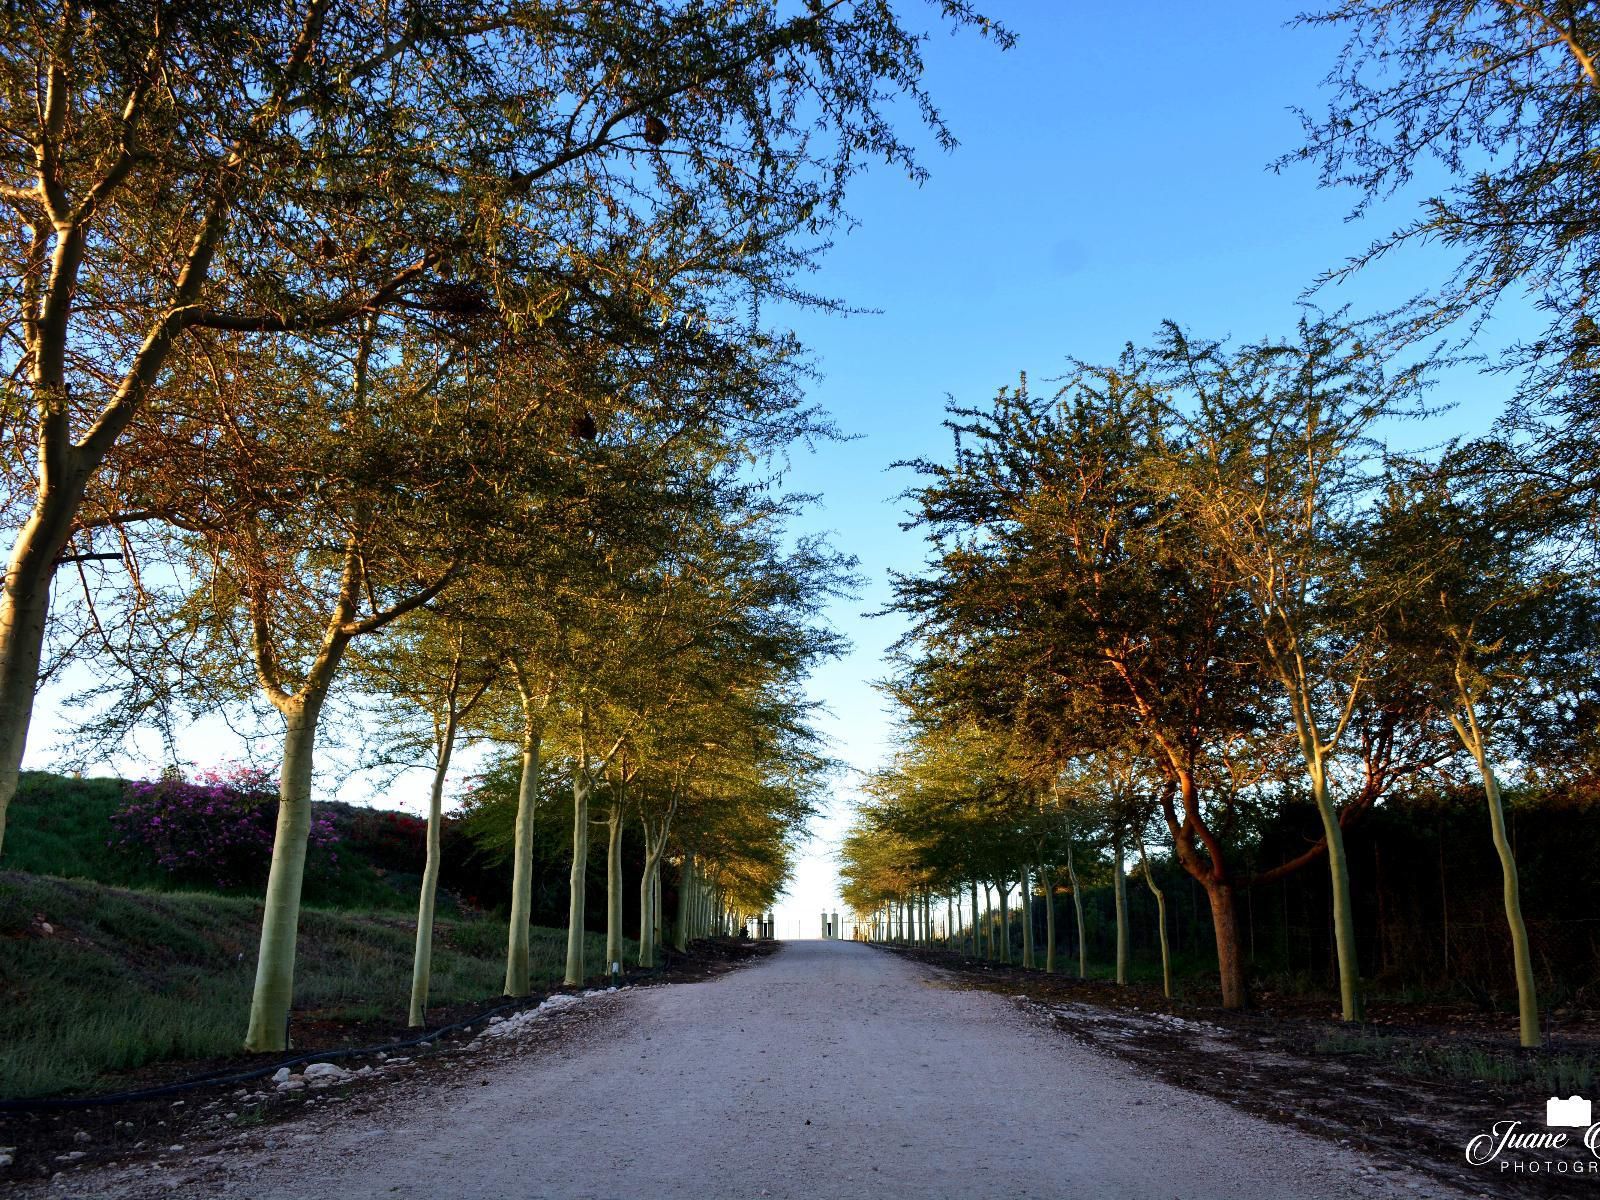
[343,808,427,874]
[110,765,337,890]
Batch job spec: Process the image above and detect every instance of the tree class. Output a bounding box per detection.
[892,372,1266,1006]
[1155,316,1433,1020]
[0,0,1011,858]
[149,326,524,1050]
[1368,439,1598,1044]
[352,614,495,1027]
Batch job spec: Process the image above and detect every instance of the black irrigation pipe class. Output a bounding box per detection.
[0,962,671,1115]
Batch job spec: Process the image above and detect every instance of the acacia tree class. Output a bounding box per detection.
[1368,440,1598,1044]
[135,324,551,1050]
[0,0,1010,857]
[352,613,495,1026]
[1155,316,1432,1021]
[892,373,1270,1006]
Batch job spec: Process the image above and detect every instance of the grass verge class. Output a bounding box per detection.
[1311,1027,1596,1094]
[0,871,622,1099]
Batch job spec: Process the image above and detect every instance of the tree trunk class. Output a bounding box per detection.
[995,878,1010,964]
[0,520,68,860]
[1472,745,1541,1046]
[564,761,592,986]
[605,793,624,978]
[1112,832,1128,986]
[244,699,324,1051]
[639,816,666,969]
[1309,764,1362,1020]
[1065,837,1087,980]
[408,707,458,1027]
[638,855,656,968]
[981,883,993,959]
[504,714,542,996]
[1020,864,1034,969]
[1042,865,1057,972]
[674,857,692,952]
[1207,878,1248,1008]
[969,879,980,958]
[653,859,662,947]
[1138,839,1172,1001]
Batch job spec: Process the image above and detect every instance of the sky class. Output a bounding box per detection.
[22,2,1537,940]
[756,0,1533,938]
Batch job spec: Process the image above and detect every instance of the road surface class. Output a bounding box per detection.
[61,941,1465,1199]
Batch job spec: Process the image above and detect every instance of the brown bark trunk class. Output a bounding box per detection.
[1206,878,1248,1009]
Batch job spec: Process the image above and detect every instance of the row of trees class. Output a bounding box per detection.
[843,320,1598,1047]
[844,0,1600,1050]
[0,0,1008,1052]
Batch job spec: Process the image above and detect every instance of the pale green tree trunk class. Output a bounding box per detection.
[674,857,693,952]
[503,671,546,997]
[1020,864,1034,969]
[638,857,656,967]
[564,752,593,986]
[242,521,454,1049]
[970,880,980,957]
[244,697,328,1051]
[605,791,624,977]
[638,810,672,968]
[408,704,459,1027]
[1042,865,1056,972]
[1270,650,1364,1021]
[1306,758,1361,1019]
[1065,835,1087,979]
[1112,831,1129,986]
[946,893,954,947]
[995,878,1010,964]
[1138,838,1171,1000]
[1453,708,1540,1047]
[972,889,985,966]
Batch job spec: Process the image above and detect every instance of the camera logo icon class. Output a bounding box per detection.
[1546,1095,1592,1127]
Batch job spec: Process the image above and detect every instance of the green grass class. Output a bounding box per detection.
[1312,1027,1598,1094]
[0,871,625,1099]
[2,772,168,888]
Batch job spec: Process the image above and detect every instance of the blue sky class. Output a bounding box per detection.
[764,1,1534,936]
[23,2,1534,939]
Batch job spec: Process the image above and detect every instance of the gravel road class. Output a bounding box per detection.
[56,941,1473,1199]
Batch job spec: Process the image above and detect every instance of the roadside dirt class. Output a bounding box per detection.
[0,937,777,1189]
[888,945,1600,1199]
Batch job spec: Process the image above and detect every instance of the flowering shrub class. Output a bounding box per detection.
[110,765,338,889]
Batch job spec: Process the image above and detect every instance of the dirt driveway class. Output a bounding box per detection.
[43,940,1473,1199]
